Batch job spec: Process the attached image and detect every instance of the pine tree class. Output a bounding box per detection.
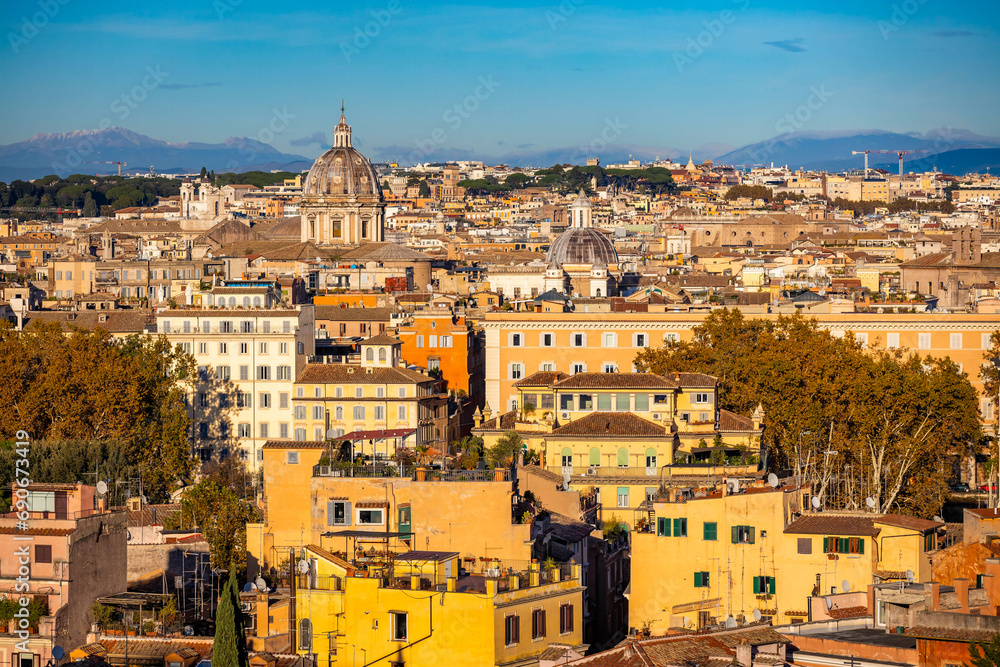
[82,193,98,217]
[968,634,1000,667]
[212,576,239,667]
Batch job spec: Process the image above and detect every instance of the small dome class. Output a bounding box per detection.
[303,111,381,198]
[546,228,618,266]
[570,189,593,208]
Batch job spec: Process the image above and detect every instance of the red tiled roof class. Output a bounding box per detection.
[553,372,679,390]
[513,371,569,387]
[877,514,943,533]
[0,526,75,536]
[784,514,879,537]
[827,605,869,619]
[718,409,755,432]
[551,412,666,437]
[905,626,1000,642]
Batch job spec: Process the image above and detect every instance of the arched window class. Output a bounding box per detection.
[335,406,343,420]
[379,347,387,362]
[229,297,236,307]
[645,447,657,469]
[589,447,600,467]
[299,619,312,651]
[595,288,602,297]
[561,447,573,468]
[617,447,628,468]
[243,296,251,307]
[366,347,374,362]
[253,296,261,307]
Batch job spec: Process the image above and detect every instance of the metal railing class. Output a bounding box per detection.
[548,465,662,479]
[313,464,411,478]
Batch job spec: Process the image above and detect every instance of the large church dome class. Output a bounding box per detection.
[546,227,618,266]
[303,111,382,198]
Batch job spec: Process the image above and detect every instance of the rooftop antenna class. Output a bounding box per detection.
[865,497,876,510]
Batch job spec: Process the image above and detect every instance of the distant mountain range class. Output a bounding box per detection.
[713,129,1000,173]
[1,126,998,181]
[0,127,311,181]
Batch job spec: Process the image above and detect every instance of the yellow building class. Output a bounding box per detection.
[294,545,585,666]
[48,257,97,299]
[627,483,943,635]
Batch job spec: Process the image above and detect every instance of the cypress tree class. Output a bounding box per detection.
[213,576,239,667]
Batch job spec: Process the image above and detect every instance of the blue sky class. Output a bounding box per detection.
[2,0,998,163]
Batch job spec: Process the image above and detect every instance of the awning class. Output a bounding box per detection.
[323,530,414,539]
[337,429,416,441]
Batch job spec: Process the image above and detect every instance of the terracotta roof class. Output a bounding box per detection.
[361,333,401,345]
[784,514,879,537]
[261,440,327,449]
[126,503,181,527]
[514,371,569,387]
[297,363,432,385]
[314,306,394,322]
[966,507,1000,519]
[827,605,869,619]
[553,372,678,390]
[877,514,943,533]
[551,412,666,437]
[23,310,153,333]
[0,526,75,536]
[718,409,755,432]
[905,626,1000,642]
[564,626,789,666]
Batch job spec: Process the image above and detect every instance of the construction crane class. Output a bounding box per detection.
[890,150,927,176]
[851,150,880,179]
[84,160,127,176]
[853,149,929,178]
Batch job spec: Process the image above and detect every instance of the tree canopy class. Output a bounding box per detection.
[634,309,980,516]
[0,323,196,501]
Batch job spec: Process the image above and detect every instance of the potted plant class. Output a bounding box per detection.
[143,621,155,636]
[543,557,559,582]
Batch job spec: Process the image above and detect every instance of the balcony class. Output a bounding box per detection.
[549,465,663,479]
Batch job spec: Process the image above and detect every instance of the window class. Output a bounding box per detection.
[615,394,630,411]
[823,537,865,554]
[560,447,573,467]
[602,363,617,373]
[259,342,268,354]
[950,333,963,349]
[312,405,324,420]
[277,366,291,380]
[924,532,937,552]
[589,447,600,466]
[353,406,365,420]
[355,387,363,398]
[238,423,251,438]
[259,393,271,408]
[375,406,385,421]
[703,522,717,541]
[36,544,52,563]
[559,604,574,634]
[294,406,306,419]
[531,608,546,640]
[335,406,344,420]
[239,365,249,381]
[673,517,688,537]
[259,423,269,438]
[732,525,755,544]
[280,342,288,354]
[578,394,593,410]
[541,333,554,347]
[602,332,617,347]
[257,366,270,380]
[887,332,899,349]
[505,614,520,647]
[617,448,628,468]
[752,576,776,595]
[634,333,647,347]
[541,363,555,372]
[398,405,406,420]
[511,333,523,347]
[645,448,657,468]
[918,332,931,349]
[694,393,710,404]
[693,571,710,588]
[294,428,306,442]
[392,612,407,642]
[416,335,424,348]
[198,342,208,355]
[241,320,253,333]
[617,486,629,507]
[297,387,305,398]
[217,365,230,381]
[797,537,812,554]
[287,451,299,464]
[510,363,523,380]
[657,517,670,536]
[198,423,208,439]
[572,332,586,347]
[571,363,585,374]
[280,423,289,438]
[357,508,384,525]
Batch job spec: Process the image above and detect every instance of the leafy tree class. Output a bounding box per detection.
[14,195,38,208]
[418,180,431,198]
[634,309,980,516]
[967,634,1000,667]
[724,185,774,202]
[487,430,523,467]
[39,193,55,208]
[505,173,532,189]
[82,192,98,217]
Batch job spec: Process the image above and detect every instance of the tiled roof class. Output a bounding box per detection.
[314,306,394,321]
[261,440,327,449]
[0,526,75,536]
[514,370,569,387]
[126,503,181,527]
[783,514,879,537]
[905,626,1000,642]
[360,333,401,345]
[296,363,433,385]
[827,605,869,619]
[718,409,755,432]
[564,626,789,666]
[877,514,943,533]
[23,310,153,333]
[553,372,678,390]
[551,412,666,437]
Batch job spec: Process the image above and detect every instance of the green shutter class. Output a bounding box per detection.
[768,577,776,595]
[732,525,739,543]
[752,576,760,594]
[673,518,682,537]
[748,527,755,544]
[617,448,628,467]
[658,517,670,536]
[840,537,849,554]
[859,538,865,554]
[704,522,717,541]
[589,447,600,466]
[694,571,703,587]
[822,537,829,552]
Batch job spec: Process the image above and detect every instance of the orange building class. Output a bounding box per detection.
[397,311,483,401]
[312,293,385,308]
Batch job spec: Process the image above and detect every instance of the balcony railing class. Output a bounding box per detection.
[313,463,411,478]
[549,465,663,479]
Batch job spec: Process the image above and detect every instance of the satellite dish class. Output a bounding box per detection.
[183,625,194,636]
[842,580,852,593]
[825,597,833,609]
[818,289,826,297]
[752,609,762,622]
[96,481,108,495]
[562,471,571,491]
[725,616,738,629]
[811,496,821,509]
[767,473,779,488]
[297,560,310,574]
[242,582,255,593]
[52,647,65,661]
[865,497,876,509]
[905,570,915,583]
[255,577,267,590]
[141,495,148,505]
[933,515,944,523]
[682,616,691,627]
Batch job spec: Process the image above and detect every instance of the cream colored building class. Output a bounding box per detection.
[156,301,315,465]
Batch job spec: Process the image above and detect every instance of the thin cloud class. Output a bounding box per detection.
[931,30,976,37]
[290,131,328,147]
[160,82,223,90]
[517,143,534,149]
[764,38,806,52]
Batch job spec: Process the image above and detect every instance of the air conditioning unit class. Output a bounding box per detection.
[587,467,599,476]
[652,413,662,420]
[561,412,571,420]
[240,602,252,613]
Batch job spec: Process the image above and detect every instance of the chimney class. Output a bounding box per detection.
[410,575,421,590]
[954,578,970,613]
[867,584,876,616]
[736,640,752,667]
[446,577,456,592]
[256,591,270,637]
[925,582,940,611]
